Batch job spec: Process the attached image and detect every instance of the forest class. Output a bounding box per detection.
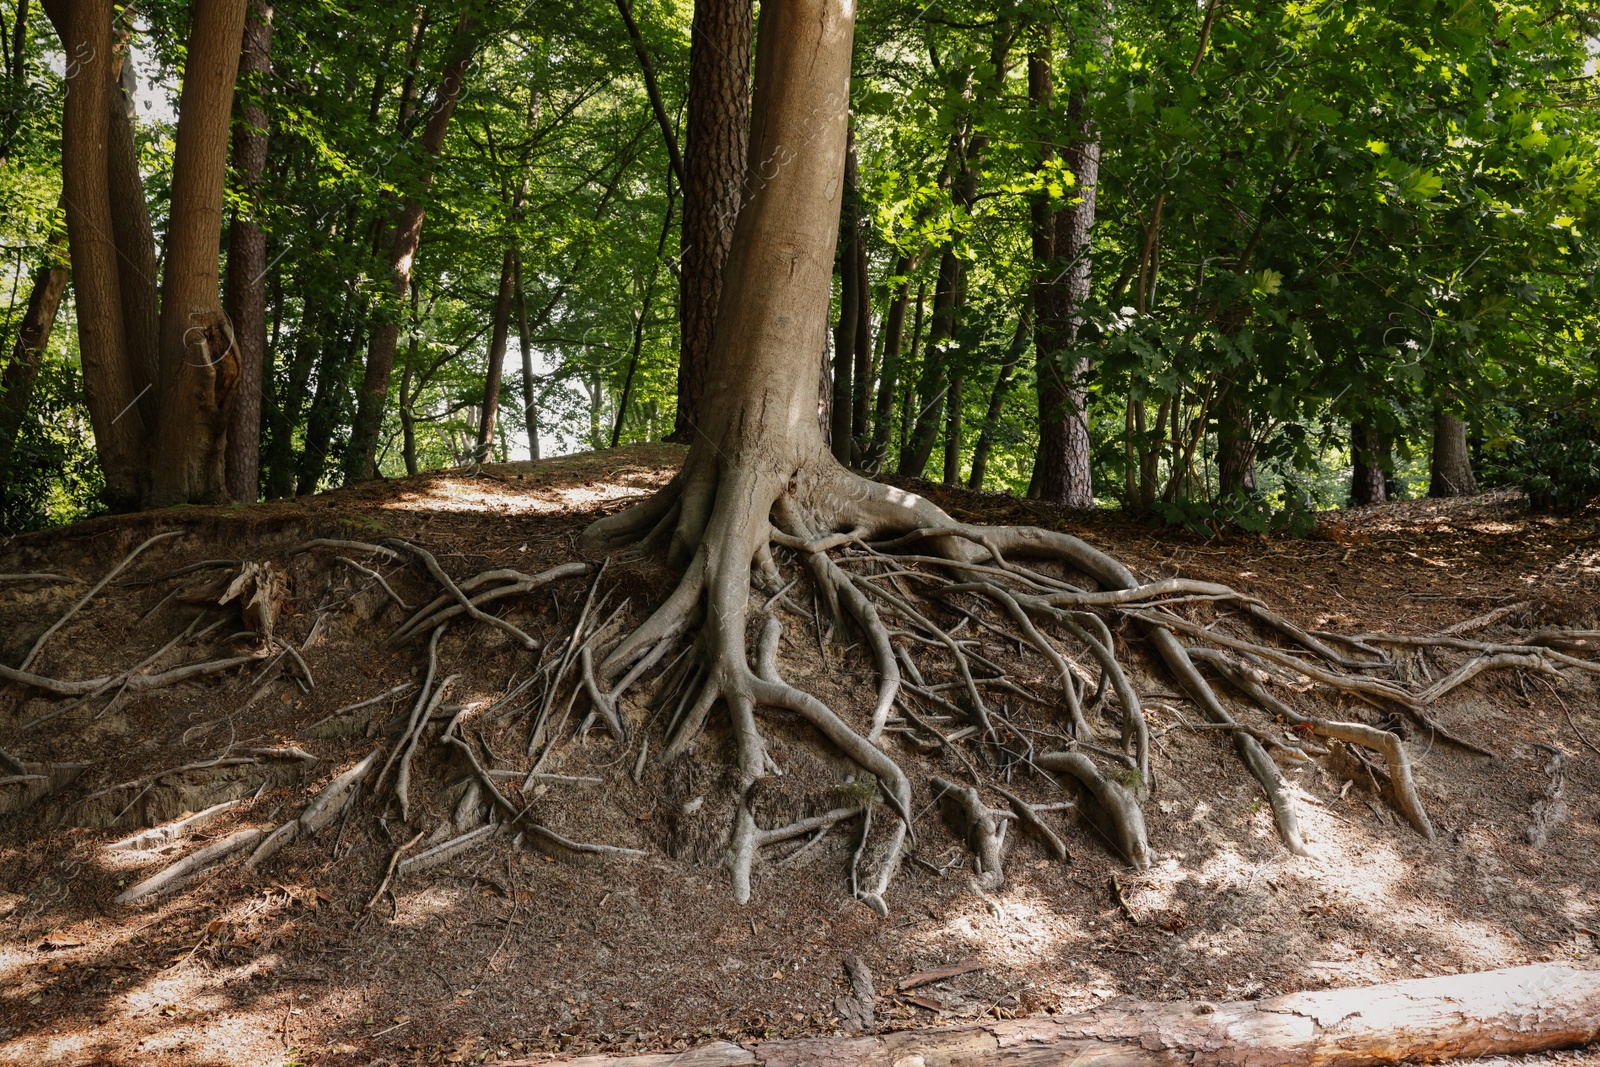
[0,0,1595,532]
[2,2,1600,1066]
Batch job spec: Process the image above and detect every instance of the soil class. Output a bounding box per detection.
[1,444,1598,1067]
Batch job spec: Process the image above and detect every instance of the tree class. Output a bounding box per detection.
[146,0,250,507]
[53,0,147,509]
[1429,408,1476,497]
[573,0,1426,910]
[1028,26,1098,508]
[672,0,752,440]
[345,12,479,484]
[224,0,274,502]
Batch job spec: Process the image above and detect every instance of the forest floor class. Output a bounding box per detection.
[1,443,1598,1067]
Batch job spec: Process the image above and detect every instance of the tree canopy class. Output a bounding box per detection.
[0,0,1596,530]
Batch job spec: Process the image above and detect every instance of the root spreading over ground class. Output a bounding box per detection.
[5,448,1597,925]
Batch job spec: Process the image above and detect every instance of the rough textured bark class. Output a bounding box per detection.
[345,16,477,484]
[1351,420,1387,505]
[147,0,250,507]
[673,0,752,440]
[1217,383,1257,496]
[56,0,147,509]
[1430,407,1477,497]
[224,0,274,503]
[106,48,160,433]
[1029,35,1098,508]
[518,964,1600,1067]
[473,248,517,462]
[0,233,67,469]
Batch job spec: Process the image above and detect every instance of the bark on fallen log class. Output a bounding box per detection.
[512,963,1600,1067]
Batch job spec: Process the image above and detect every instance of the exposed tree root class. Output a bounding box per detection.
[8,458,1595,922]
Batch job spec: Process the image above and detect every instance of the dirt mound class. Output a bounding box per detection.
[2,447,1598,1066]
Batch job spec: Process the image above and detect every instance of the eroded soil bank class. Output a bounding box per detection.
[2,445,1597,1066]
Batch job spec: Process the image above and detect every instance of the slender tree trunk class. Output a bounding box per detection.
[943,361,964,484]
[0,233,68,469]
[296,292,362,495]
[514,251,538,461]
[1029,34,1099,508]
[345,16,477,484]
[1429,407,1476,497]
[899,248,960,477]
[0,0,29,162]
[55,0,146,509]
[968,310,1029,491]
[224,0,274,502]
[612,173,676,449]
[263,295,323,499]
[613,0,684,185]
[673,0,751,440]
[830,127,861,465]
[867,254,915,467]
[850,206,872,453]
[899,280,925,459]
[400,291,419,476]
[473,248,517,462]
[1351,421,1387,506]
[147,0,250,507]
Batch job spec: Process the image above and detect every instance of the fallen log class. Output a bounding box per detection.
[513,963,1600,1067]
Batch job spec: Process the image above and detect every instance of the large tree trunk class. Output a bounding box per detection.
[1217,382,1257,497]
[106,48,160,433]
[345,17,476,484]
[673,0,752,441]
[1351,420,1387,506]
[520,964,1600,1067]
[56,0,147,509]
[147,0,250,507]
[0,232,67,470]
[1430,407,1477,497]
[1029,33,1098,508]
[473,248,517,462]
[224,0,274,503]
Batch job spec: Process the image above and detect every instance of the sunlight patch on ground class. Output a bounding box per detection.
[378,476,655,517]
